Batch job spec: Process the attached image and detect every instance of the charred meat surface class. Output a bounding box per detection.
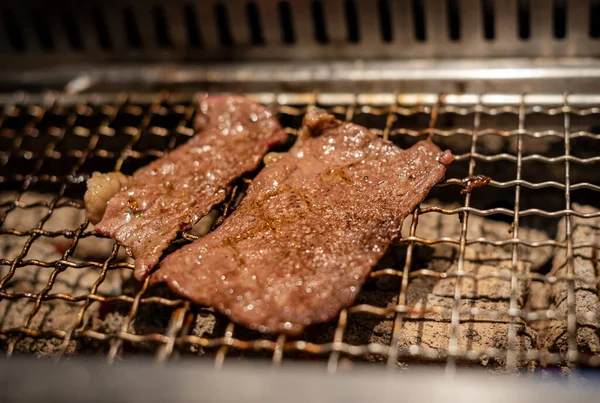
[151,109,452,334]
[85,96,287,280]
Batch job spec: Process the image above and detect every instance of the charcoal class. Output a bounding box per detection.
[543,203,600,355]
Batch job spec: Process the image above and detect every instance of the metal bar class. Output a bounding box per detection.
[387,209,419,368]
[56,244,121,358]
[269,89,285,367]
[327,309,348,373]
[327,93,357,373]
[3,301,600,343]
[383,91,399,140]
[215,322,235,369]
[0,290,186,310]
[3,90,600,110]
[562,93,578,372]
[272,333,286,366]
[387,88,427,367]
[505,94,525,370]
[106,277,152,363]
[268,89,318,367]
[0,266,598,304]
[5,358,600,403]
[4,146,600,176]
[155,304,190,363]
[445,94,481,376]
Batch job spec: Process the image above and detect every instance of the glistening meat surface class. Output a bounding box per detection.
[151,109,453,334]
[85,96,287,280]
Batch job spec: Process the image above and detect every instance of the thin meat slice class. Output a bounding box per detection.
[85,96,287,280]
[151,109,453,334]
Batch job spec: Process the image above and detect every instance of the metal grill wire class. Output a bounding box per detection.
[0,91,600,370]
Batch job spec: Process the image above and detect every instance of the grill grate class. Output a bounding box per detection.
[1,91,600,371]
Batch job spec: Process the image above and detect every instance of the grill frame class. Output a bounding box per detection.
[1,0,599,66]
[2,359,599,403]
[1,90,599,371]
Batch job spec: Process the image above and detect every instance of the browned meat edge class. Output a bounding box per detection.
[85,96,287,280]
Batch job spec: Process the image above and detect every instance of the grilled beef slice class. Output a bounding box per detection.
[84,96,287,280]
[151,109,452,334]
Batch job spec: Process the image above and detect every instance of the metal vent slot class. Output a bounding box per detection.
[592,0,600,38]
[31,9,54,50]
[63,10,83,50]
[278,2,295,44]
[518,0,531,39]
[447,0,460,41]
[1,8,25,51]
[412,0,427,41]
[312,0,328,44]
[378,0,392,42]
[91,7,112,50]
[553,0,567,39]
[344,0,359,42]
[123,7,143,49]
[153,6,172,48]
[183,4,202,48]
[215,3,233,46]
[482,0,495,40]
[1,0,600,64]
[246,2,264,45]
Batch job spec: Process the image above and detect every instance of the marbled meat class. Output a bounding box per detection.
[151,109,453,334]
[85,96,287,280]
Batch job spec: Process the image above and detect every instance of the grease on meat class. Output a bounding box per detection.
[84,96,287,280]
[151,109,452,334]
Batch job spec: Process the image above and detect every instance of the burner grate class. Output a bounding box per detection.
[1,91,599,371]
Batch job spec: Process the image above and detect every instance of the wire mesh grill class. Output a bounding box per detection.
[1,91,600,371]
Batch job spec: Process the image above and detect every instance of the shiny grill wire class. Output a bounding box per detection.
[1,91,600,371]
